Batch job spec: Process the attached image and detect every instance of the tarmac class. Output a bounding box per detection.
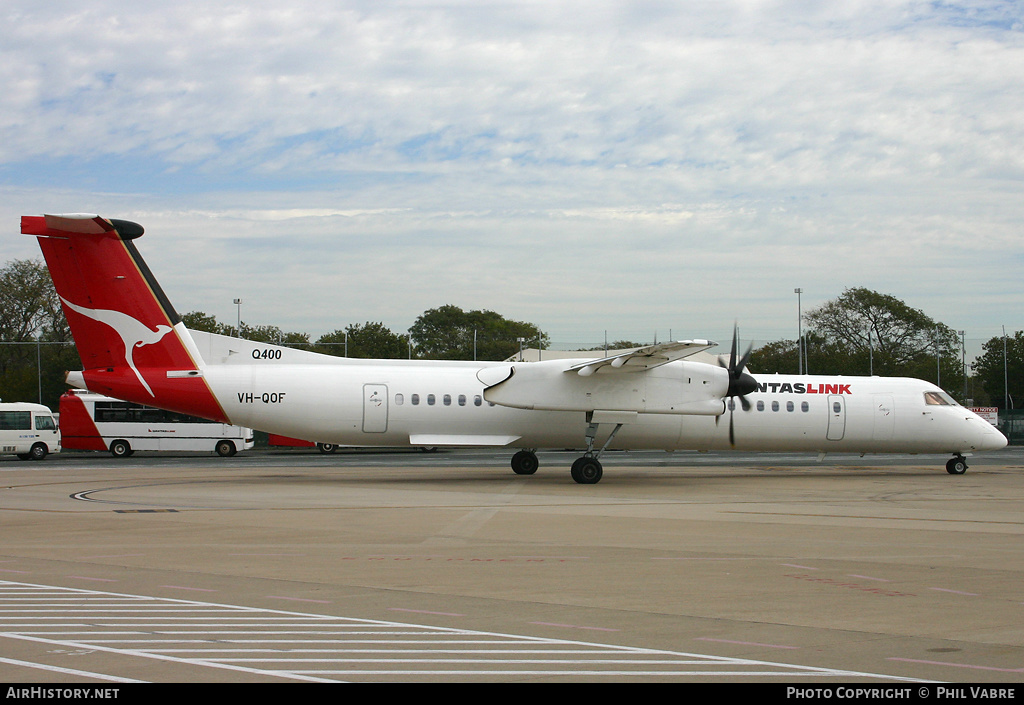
[1,446,1023,683]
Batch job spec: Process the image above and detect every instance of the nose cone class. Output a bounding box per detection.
[729,372,758,398]
[966,410,1009,452]
[981,426,1009,452]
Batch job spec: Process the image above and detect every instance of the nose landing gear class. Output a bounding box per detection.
[946,454,968,475]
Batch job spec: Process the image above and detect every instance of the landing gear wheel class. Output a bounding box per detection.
[946,456,968,475]
[510,450,539,475]
[216,440,237,457]
[317,443,337,454]
[109,440,132,458]
[570,456,603,484]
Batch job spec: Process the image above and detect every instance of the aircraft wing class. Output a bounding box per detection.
[478,338,729,415]
[568,339,717,376]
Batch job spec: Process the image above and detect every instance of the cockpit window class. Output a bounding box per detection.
[924,391,957,406]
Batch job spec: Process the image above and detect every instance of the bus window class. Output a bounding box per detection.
[0,411,30,430]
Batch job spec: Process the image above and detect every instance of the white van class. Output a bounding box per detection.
[0,402,61,460]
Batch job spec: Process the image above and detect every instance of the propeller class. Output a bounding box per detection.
[718,324,758,446]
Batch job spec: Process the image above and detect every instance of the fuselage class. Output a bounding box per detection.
[199,358,1006,457]
[28,213,1008,484]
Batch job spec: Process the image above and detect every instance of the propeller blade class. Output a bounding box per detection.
[721,323,757,447]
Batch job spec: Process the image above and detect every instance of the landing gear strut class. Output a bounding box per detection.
[946,454,968,475]
[568,414,625,484]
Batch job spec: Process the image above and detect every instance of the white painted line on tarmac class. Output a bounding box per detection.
[0,579,924,682]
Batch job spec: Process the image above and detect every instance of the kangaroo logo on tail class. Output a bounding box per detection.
[60,296,173,396]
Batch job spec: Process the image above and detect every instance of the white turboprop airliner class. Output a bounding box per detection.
[23,214,1007,483]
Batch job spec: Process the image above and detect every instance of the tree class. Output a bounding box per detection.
[578,340,648,352]
[0,259,76,408]
[749,338,799,375]
[751,288,966,397]
[972,331,1024,410]
[409,305,549,360]
[181,311,226,334]
[314,323,407,359]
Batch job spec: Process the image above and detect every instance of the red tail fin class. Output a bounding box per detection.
[23,214,229,423]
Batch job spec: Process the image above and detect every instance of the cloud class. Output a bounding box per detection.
[1,1,1022,353]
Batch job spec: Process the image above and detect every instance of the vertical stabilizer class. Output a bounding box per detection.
[23,214,229,423]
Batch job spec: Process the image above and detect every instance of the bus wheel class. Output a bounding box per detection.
[216,440,237,457]
[316,443,337,454]
[110,440,132,458]
[29,443,48,461]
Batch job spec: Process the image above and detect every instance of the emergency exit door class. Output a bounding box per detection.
[826,395,846,441]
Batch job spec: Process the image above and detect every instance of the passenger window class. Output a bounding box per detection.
[801,401,809,412]
[35,416,56,431]
[833,401,842,413]
[458,394,467,406]
[427,394,436,406]
[474,395,483,406]
[411,394,420,406]
[443,394,451,406]
[395,393,404,406]
[771,401,780,412]
[756,401,765,411]
[786,401,794,412]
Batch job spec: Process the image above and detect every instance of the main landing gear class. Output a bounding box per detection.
[946,454,968,475]
[509,449,606,484]
[509,414,625,485]
[568,415,625,484]
[510,449,539,475]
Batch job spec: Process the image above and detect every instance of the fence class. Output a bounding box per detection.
[998,410,1024,446]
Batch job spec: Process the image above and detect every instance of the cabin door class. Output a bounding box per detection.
[362,384,389,433]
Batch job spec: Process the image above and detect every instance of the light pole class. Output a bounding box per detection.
[233,299,242,337]
[794,288,803,375]
[959,330,966,401]
[1004,326,1011,410]
[868,326,873,376]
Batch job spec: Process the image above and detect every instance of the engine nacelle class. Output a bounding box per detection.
[479,359,730,415]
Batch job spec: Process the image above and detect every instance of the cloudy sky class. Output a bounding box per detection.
[1,0,1021,355]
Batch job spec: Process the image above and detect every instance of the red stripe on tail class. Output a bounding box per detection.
[24,215,229,423]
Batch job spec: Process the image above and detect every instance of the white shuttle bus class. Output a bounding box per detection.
[0,401,61,460]
[59,390,253,457]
